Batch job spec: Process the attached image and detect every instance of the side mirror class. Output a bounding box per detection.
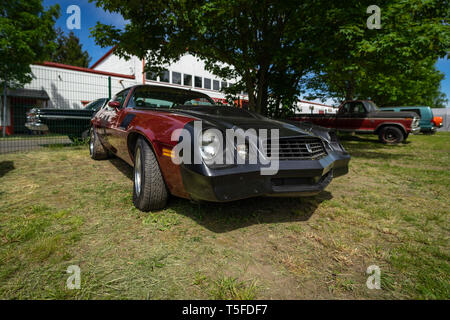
[108,101,120,109]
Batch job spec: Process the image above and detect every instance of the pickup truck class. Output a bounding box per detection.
[292,100,421,144]
[25,98,108,141]
[380,106,443,134]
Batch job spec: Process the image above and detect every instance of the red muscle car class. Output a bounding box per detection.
[292,100,421,144]
[90,85,350,211]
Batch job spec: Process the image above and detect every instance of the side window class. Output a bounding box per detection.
[352,102,366,113]
[339,103,351,114]
[113,90,130,109]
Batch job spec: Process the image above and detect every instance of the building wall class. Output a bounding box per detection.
[295,101,337,114]
[24,64,138,109]
[93,52,248,101]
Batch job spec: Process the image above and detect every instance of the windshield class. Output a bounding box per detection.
[128,86,215,109]
[85,98,106,111]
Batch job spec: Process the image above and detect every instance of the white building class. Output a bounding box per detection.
[91,47,248,104]
[295,100,337,114]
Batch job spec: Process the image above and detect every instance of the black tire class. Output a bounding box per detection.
[132,137,168,211]
[378,126,404,144]
[89,127,108,160]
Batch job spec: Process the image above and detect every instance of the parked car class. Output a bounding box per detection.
[25,98,108,140]
[292,100,421,144]
[379,106,443,134]
[90,85,350,211]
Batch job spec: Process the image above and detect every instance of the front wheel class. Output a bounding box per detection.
[89,127,108,160]
[378,126,404,144]
[132,137,168,211]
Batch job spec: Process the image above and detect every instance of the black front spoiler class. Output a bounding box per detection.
[180,152,350,202]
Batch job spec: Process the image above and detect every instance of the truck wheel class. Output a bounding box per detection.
[89,127,108,160]
[132,137,168,211]
[378,126,404,144]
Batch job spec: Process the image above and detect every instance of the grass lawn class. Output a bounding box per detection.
[0,132,448,299]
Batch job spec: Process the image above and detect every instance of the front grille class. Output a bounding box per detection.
[262,137,327,160]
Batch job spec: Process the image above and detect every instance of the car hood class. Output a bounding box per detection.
[170,105,331,140]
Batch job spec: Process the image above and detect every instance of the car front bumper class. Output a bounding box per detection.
[411,126,421,134]
[180,151,350,202]
[25,122,49,131]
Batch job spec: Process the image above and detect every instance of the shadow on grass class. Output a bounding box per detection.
[339,134,413,160]
[0,161,14,178]
[109,156,332,233]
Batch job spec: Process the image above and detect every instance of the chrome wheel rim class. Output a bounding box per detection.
[134,147,142,196]
[89,131,94,156]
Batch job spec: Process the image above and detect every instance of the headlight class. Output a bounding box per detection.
[200,130,221,161]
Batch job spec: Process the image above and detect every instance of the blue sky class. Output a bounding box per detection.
[44,0,449,107]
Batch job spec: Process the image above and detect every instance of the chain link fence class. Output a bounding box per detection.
[0,64,138,154]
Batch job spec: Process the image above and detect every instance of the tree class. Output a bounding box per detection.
[51,28,92,68]
[90,0,328,114]
[306,0,449,107]
[90,0,448,115]
[0,0,59,86]
[0,0,59,136]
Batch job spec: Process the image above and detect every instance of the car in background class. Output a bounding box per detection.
[89,85,350,211]
[292,100,421,144]
[25,98,108,141]
[379,106,443,134]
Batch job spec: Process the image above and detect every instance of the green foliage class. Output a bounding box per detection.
[90,0,328,114]
[306,0,449,107]
[51,28,92,68]
[90,0,449,113]
[0,0,59,86]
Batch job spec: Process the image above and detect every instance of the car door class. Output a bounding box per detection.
[107,89,134,158]
[336,102,352,130]
[348,101,368,131]
[100,89,130,154]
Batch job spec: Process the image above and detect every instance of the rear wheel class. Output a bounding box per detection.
[89,127,108,160]
[132,137,168,211]
[378,126,404,144]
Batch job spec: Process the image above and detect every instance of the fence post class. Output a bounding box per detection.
[108,76,111,100]
[2,78,6,137]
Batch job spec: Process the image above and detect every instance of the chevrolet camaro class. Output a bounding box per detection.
[90,85,350,211]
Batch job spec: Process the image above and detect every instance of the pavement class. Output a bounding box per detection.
[0,136,73,154]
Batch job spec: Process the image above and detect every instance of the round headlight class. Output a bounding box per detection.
[200,130,221,160]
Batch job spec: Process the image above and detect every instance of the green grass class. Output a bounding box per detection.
[0,132,449,299]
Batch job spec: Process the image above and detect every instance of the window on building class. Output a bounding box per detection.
[213,80,220,91]
[160,69,170,83]
[221,81,227,90]
[172,71,181,85]
[145,71,158,81]
[204,78,211,89]
[194,76,202,88]
[183,74,192,86]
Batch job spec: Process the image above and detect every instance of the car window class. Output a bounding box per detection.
[339,103,351,114]
[129,86,215,109]
[113,90,130,109]
[85,98,106,111]
[351,102,366,113]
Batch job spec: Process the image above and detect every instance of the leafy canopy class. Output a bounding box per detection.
[0,0,59,86]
